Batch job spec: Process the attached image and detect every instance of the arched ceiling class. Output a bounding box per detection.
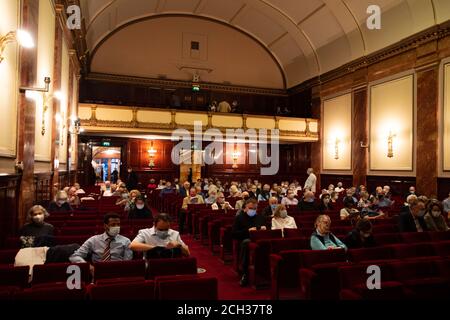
[80,0,450,89]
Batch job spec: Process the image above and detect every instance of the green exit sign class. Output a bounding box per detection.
[102,141,111,147]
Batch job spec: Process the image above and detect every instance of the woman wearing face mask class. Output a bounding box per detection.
[424,200,449,232]
[319,194,334,213]
[271,205,297,234]
[20,205,55,248]
[48,190,73,213]
[128,196,152,219]
[124,189,141,212]
[343,219,376,249]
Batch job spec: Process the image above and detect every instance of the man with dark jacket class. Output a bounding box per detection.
[126,167,139,191]
[298,191,318,212]
[398,197,428,232]
[232,198,266,287]
[261,197,279,217]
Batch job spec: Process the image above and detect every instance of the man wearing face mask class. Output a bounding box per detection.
[261,197,279,217]
[129,213,190,257]
[70,213,133,263]
[343,219,376,249]
[20,205,55,248]
[257,185,271,202]
[398,197,428,232]
[298,191,318,212]
[232,198,267,286]
[48,190,73,213]
[424,200,449,232]
[311,215,347,251]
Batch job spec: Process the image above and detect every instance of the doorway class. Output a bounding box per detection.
[92,147,122,183]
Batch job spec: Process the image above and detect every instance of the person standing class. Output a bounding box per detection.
[126,167,139,191]
[304,168,317,194]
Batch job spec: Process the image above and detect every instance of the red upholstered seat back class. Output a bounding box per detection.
[146,257,197,280]
[32,263,90,285]
[156,275,218,300]
[93,260,146,282]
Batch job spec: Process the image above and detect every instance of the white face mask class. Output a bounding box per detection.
[32,214,45,224]
[432,211,441,218]
[108,226,120,237]
[136,204,145,210]
[57,200,66,206]
[279,211,288,219]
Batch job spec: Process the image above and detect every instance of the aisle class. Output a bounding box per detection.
[182,234,271,300]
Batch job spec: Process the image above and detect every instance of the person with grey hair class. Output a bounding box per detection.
[19,205,54,248]
[304,168,317,193]
[48,190,73,213]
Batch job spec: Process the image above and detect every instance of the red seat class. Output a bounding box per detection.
[339,263,404,300]
[434,240,450,256]
[146,257,197,280]
[155,275,218,300]
[54,235,89,245]
[249,229,282,241]
[390,243,437,259]
[88,280,156,300]
[93,260,146,282]
[373,233,402,245]
[0,249,18,265]
[430,232,450,242]
[400,232,432,243]
[32,263,90,285]
[347,246,395,263]
[14,283,86,300]
[0,265,29,288]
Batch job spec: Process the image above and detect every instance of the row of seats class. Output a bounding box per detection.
[271,239,450,299]
[1,275,218,301]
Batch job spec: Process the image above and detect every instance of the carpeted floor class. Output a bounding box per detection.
[182,234,271,300]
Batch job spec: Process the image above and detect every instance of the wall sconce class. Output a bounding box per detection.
[232,148,240,169]
[69,115,84,135]
[387,130,397,158]
[0,29,34,63]
[334,138,341,160]
[148,141,157,169]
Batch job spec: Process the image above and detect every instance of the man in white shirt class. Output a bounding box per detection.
[129,213,190,256]
[304,168,317,194]
[334,182,344,193]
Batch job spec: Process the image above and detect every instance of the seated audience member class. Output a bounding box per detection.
[398,196,428,232]
[281,190,299,206]
[48,190,73,213]
[343,219,376,249]
[293,181,302,193]
[405,186,419,200]
[20,205,55,248]
[443,192,450,218]
[147,179,157,193]
[327,184,335,193]
[235,191,249,211]
[272,205,297,232]
[195,185,205,199]
[248,185,258,200]
[319,193,333,213]
[334,182,344,193]
[358,191,383,219]
[179,188,205,234]
[311,215,347,251]
[330,191,339,204]
[115,183,129,204]
[261,197,279,217]
[232,198,267,286]
[73,183,85,194]
[298,191,317,212]
[340,196,360,221]
[129,213,190,258]
[205,189,218,204]
[70,213,133,263]
[159,181,175,197]
[128,196,152,219]
[344,189,358,205]
[424,200,449,232]
[229,185,240,198]
[383,185,392,198]
[258,184,271,202]
[102,181,114,197]
[124,189,141,212]
[212,192,233,211]
[179,181,190,198]
[68,187,81,207]
[157,180,166,190]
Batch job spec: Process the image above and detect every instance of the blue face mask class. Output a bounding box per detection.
[271,204,277,211]
[156,230,169,239]
[306,198,315,203]
[247,209,257,217]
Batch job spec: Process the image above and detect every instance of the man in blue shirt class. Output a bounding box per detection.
[70,213,133,263]
[310,215,347,251]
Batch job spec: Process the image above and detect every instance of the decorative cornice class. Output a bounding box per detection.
[85,72,288,97]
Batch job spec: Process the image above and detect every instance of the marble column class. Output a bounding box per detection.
[17,0,39,226]
[416,65,439,197]
[352,87,368,187]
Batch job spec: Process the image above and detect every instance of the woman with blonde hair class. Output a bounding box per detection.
[20,205,54,248]
[271,204,297,232]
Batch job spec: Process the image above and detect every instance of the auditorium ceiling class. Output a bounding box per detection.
[80,0,450,89]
